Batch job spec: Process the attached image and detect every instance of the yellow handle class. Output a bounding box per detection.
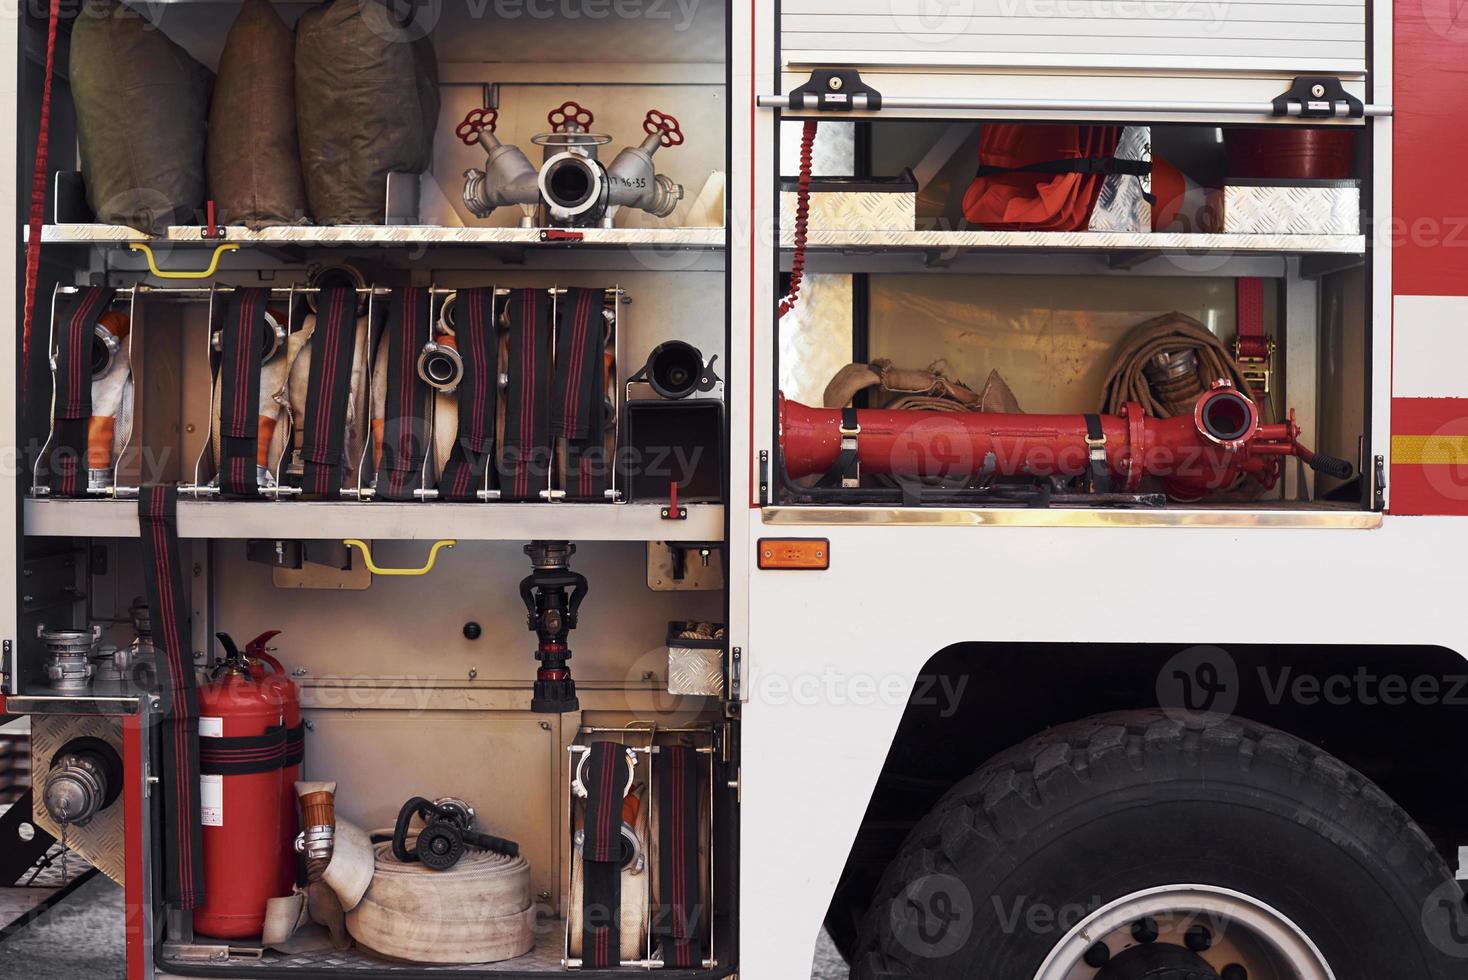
[129,242,240,280]
[342,539,456,577]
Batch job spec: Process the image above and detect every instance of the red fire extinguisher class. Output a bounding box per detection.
[194,633,286,940]
[244,630,302,897]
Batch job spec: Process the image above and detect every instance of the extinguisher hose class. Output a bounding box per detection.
[778,120,817,319]
[22,0,63,394]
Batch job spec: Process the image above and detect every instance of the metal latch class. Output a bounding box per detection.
[1272,76,1364,118]
[163,943,264,963]
[786,68,882,112]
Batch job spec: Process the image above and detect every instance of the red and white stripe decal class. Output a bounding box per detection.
[1391,2,1468,515]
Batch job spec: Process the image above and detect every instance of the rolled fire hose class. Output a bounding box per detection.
[823,359,1022,415]
[569,786,650,962]
[370,319,459,479]
[211,309,291,486]
[346,842,533,964]
[89,311,133,487]
[1101,312,1261,420]
[646,762,711,965]
[284,312,373,487]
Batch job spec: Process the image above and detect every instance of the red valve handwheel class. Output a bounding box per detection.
[643,109,684,148]
[456,107,498,146]
[548,100,594,131]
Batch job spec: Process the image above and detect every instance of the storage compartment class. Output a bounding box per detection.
[13,1,735,976]
[773,117,1374,511]
[38,0,728,240]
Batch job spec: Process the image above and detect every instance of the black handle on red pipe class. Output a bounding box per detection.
[1308,453,1354,480]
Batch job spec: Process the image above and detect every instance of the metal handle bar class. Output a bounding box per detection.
[758,94,1391,117]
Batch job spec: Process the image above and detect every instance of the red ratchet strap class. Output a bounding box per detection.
[1235,277,1268,359]
[22,0,63,392]
[779,120,817,319]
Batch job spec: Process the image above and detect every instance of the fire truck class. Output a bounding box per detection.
[2,0,1466,978]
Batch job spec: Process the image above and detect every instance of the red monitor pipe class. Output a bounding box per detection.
[779,381,1353,500]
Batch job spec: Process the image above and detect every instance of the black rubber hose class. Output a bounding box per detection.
[1308,453,1354,480]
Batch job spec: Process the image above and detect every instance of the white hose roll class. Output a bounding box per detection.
[345,842,534,964]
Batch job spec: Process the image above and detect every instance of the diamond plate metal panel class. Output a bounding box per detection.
[1222,184,1361,236]
[30,715,125,886]
[668,647,724,697]
[778,274,855,407]
[1090,126,1152,233]
[779,228,1365,254]
[177,921,568,972]
[38,225,725,247]
[779,190,916,235]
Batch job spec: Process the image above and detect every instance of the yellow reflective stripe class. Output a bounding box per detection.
[1392,434,1468,465]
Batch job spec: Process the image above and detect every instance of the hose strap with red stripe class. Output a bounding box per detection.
[299,287,360,499]
[654,745,703,968]
[377,288,432,502]
[438,287,500,503]
[217,289,269,498]
[581,741,629,968]
[22,0,64,393]
[551,288,608,501]
[200,726,289,776]
[45,287,115,498]
[138,485,205,909]
[498,288,553,501]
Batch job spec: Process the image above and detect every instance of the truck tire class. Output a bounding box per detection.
[853,709,1467,980]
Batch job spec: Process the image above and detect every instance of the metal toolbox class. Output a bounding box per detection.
[666,622,725,698]
[1220,179,1361,235]
[779,171,917,234]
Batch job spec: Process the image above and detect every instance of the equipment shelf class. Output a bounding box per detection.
[37,225,726,250]
[778,229,1366,256]
[23,500,725,543]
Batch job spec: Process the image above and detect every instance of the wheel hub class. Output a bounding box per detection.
[1031,885,1334,980]
[1095,943,1220,980]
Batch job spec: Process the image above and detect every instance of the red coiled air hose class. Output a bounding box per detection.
[779,120,817,319]
[23,0,63,393]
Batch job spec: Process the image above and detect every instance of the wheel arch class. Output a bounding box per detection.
[823,639,1468,959]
